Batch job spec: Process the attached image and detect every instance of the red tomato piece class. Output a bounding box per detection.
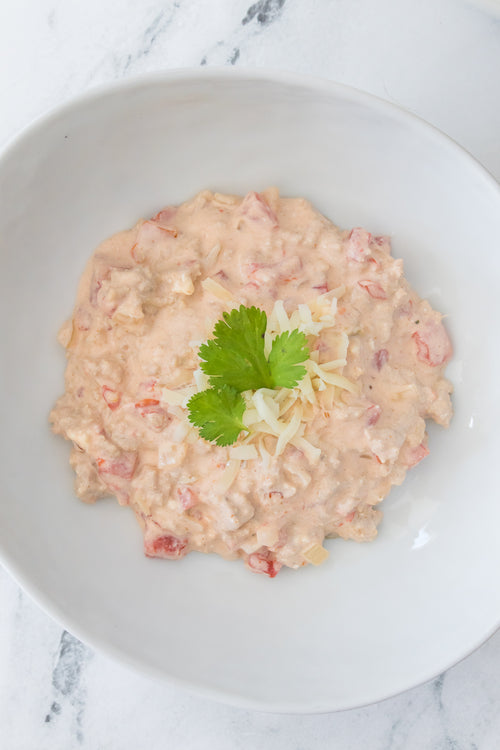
[412,322,452,366]
[102,386,121,410]
[312,283,329,294]
[246,550,282,578]
[138,378,159,394]
[358,280,387,299]
[365,404,382,426]
[97,453,137,480]
[346,228,373,262]
[151,206,177,225]
[145,534,188,559]
[177,485,198,510]
[134,398,161,416]
[240,192,279,227]
[403,442,430,468]
[373,349,389,370]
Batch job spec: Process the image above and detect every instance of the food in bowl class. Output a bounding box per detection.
[50,188,453,576]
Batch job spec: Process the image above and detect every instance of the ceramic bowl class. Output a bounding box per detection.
[1,69,499,712]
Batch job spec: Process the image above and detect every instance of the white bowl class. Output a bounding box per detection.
[0,69,499,713]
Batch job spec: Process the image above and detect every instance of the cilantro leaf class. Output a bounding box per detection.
[190,306,312,446]
[199,305,273,391]
[186,386,248,446]
[268,329,309,388]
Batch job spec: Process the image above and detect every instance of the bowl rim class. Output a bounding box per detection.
[1,65,499,196]
[1,66,499,714]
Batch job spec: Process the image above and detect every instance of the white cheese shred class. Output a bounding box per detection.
[216,459,241,493]
[169,298,355,473]
[160,388,189,407]
[201,277,234,302]
[230,444,259,460]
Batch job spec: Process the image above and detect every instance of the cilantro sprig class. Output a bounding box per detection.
[187,385,248,447]
[187,305,309,447]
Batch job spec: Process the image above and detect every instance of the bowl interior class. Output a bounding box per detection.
[0,70,499,712]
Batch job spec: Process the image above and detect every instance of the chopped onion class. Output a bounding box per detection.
[303,543,329,565]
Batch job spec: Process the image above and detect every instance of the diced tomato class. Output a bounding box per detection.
[102,386,121,410]
[365,404,381,426]
[396,299,413,318]
[346,228,373,262]
[155,223,177,237]
[151,206,177,225]
[244,260,276,288]
[246,549,282,578]
[177,485,198,510]
[240,192,279,227]
[412,322,452,367]
[373,235,391,252]
[96,452,137,480]
[134,398,168,430]
[373,349,389,370]
[135,398,160,412]
[144,534,188,559]
[146,213,178,236]
[268,491,283,500]
[133,219,177,263]
[358,280,387,299]
[402,442,430,468]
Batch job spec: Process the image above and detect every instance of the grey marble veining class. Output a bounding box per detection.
[1,0,500,747]
[2,568,500,749]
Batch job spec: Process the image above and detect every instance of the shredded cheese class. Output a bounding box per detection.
[275,408,303,457]
[164,296,356,470]
[291,436,322,464]
[193,368,209,391]
[230,444,259,460]
[216,459,241,493]
[160,388,188,407]
[201,276,234,302]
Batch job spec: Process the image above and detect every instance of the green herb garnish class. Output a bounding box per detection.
[187,385,248,447]
[187,305,309,446]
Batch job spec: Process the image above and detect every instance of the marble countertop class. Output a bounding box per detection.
[1,1,500,747]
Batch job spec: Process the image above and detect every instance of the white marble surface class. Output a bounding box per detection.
[1,0,500,747]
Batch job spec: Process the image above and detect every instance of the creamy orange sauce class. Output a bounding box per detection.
[50,189,453,577]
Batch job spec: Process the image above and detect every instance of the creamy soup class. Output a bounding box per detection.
[50,189,453,577]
